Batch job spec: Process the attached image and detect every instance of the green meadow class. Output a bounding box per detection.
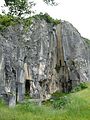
[0,83,90,120]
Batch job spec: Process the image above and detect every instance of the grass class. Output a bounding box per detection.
[0,82,90,120]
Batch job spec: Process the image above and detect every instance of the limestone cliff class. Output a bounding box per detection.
[0,18,89,106]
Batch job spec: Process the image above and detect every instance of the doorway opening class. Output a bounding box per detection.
[16,82,18,103]
[25,80,30,97]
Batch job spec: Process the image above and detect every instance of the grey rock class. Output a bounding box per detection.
[0,19,89,106]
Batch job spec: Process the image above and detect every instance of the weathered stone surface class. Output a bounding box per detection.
[0,19,89,106]
[61,21,88,86]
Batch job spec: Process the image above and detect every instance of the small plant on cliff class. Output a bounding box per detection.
[0,14,33,31]
[0,15,15,30]
[84,37,90,46]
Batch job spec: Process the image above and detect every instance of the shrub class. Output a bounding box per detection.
[52,96,70,109]
[43,91,69,109]
[71,82,88,93]
[0,15,17,30]
[33,13,60,25]
[84,38,90,46]
[0,14,32,31]
[79,82,88,89]
[0,13,60,31]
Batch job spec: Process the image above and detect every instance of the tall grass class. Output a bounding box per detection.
[0,82,90,120]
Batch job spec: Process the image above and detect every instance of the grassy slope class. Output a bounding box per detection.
[0,83,90,120]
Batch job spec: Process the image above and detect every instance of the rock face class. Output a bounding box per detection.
[0,19,89,106]
[61,21,88,85]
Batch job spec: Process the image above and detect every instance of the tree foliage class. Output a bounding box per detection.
[4,0,35,17]
[5,0,15,6]
[43,0,57,5]
[5,0,57,6]
[4,0,57,18]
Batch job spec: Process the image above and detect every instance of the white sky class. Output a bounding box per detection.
[0,0,90,39]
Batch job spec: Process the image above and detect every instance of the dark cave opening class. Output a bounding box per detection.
[25,80,30,96]
[16,82,18,103]
[61,80,72,93]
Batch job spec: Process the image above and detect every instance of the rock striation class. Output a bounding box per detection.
[0,19,89,106]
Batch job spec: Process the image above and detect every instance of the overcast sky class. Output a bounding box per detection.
[0,0,90,39]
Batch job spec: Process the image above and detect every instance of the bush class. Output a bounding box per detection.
[71,82,88,93]
[0,13,60,31]
[84,38,90,46]
[0,15,17,30]
[33,13,60,25]
[52,96,70,109]
[79,82,88,89]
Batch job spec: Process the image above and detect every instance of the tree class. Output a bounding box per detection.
[4,0,57,18]
[5,0,15,6]
[5,0,35,17]
[5,0,57,6]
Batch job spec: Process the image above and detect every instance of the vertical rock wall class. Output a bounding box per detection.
[0,19,89,106]
[61,21,88,86]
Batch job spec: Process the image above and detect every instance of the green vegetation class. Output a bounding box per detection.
[4,0,57,18]
[43,82,88,109]
[1,0,58,30]
[71,82,88,93]
[0,82,90,120]
[43,0,57,5]
[0,15,16,30]
[84,37,90,46]
[5,0,57,6]
[7,0,35,17]
[52,96,70,109]
[0,13,60,31]
[33,13,60,25]
[42,91,68,107]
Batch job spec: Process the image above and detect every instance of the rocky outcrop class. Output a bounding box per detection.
[0,19,89,106]
[61,21,88,85]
